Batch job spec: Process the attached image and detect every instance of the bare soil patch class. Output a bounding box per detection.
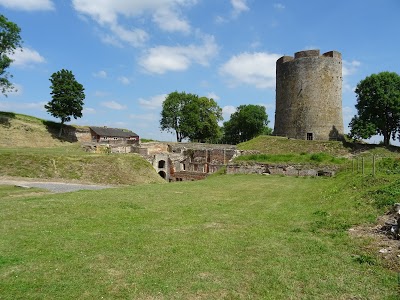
[349,210,400,271]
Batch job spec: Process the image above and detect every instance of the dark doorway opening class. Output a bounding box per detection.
[158,171,166,179]
[158,160,166,168]
[306,133,313,140]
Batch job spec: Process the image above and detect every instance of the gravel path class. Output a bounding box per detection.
[0,178,112,193]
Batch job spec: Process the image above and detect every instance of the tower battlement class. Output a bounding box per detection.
[274,49,343,141]
[277,50,342,64]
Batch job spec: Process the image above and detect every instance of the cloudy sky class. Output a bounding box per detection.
[1,0,399,142]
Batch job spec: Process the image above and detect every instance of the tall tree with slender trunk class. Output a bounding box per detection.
[45,69,85,137]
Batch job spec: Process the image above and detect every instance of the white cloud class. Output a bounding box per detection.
[138,94,167,110]
[101,101,127,110]
[10,47,45,67]
[83,107,96,114]
[139,35,218,74]
[0,100,46,110]
[0,0,54,11]
[219,52,281,89]
[129,113,157,122]
[109,23,149,47]
[222,105,236,120]
[3,83,24,96]
[92,70,107,78]
[231,0,249,17]
[152,6,191,33]
[94,91,109,97]
[72,0,196,47]
[215,15,227,24]
[207,92,220,100]
[273,3,285,10]
[343,60,361,77]
[118,76,131,85]
[342,60,361,93]
[343,106,356,132]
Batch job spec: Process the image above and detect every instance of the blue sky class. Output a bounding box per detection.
[1,0,399,142]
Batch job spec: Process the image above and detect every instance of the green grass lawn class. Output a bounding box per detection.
[0,174,398,299]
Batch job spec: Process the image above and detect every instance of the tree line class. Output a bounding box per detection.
[2,14,400,145]
[160,91,271,144]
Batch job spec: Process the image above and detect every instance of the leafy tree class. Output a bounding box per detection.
[0,14,22,96]
[160,91,193,142]
[45,69,85,137]
[160,91,223,142]
[349,72,400,146]
[181,96,222,143]
[223,104,270,144]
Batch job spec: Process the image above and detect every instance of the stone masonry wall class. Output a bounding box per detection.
[226,163,336,177]
[274,49,343,140]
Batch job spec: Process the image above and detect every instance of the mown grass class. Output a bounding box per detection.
[235,152,347,165]
[0,174,398,299]
[0,185,49,200]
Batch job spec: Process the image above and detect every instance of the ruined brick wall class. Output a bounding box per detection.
[274,50,343,140]
[170,171,208,181]
[226,163,336,177]
[138,142,168,155]
[61,126,91,142]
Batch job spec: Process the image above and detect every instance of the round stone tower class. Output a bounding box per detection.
[274,50,343,140]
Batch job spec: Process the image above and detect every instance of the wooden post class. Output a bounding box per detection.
[373,155,376,177]
[362,157,365,175]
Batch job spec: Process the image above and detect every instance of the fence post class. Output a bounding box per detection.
[362,157,365,175]
[372,155,376,176]
[357,158,359,173]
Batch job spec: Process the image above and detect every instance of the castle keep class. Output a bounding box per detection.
[274,50,343,140]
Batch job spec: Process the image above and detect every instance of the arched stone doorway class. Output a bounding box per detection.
[158,171,166,179]
[158,160,166,168]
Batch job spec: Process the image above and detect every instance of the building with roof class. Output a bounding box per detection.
[89,126,139,145]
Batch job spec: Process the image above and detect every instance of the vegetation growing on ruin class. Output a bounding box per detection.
[0,174,398,299]
[235,152,347,165]
[237,135,400,157]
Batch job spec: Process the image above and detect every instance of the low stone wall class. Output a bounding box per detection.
[62,126,91,142]
[171,171,208,182]
[226,163,335,177]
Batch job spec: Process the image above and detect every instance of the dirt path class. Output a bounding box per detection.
[0,177,112,193]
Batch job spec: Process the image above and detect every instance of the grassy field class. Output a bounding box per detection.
[1,173,398,299]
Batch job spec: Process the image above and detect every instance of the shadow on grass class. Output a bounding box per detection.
[0,111,77,142]
[341,138,400,154]
[0,112,16,128]
[42,120,78,143]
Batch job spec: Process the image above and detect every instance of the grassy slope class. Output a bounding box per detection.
[0,174,398,299]
[0,111,73,148]
[238,135,400,157]
[0,148,164,185]
[0,111,164,185]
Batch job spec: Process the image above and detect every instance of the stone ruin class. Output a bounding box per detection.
[134,142,238,182]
